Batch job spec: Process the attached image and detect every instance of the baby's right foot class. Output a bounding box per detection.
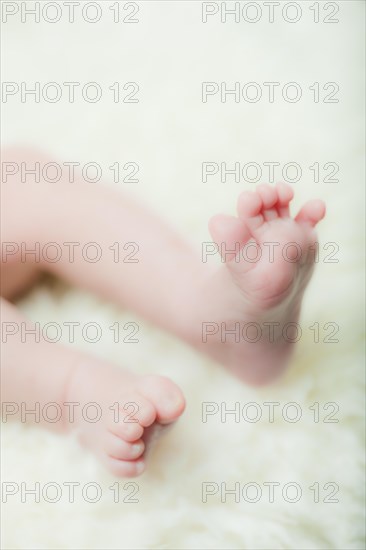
[65,360,185,477]
[194,183,325,385]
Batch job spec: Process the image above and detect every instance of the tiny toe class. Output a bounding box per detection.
[295,199,326,227]
[277,182,294,203]
[106,434,145,460]
[138,375,186,425]
[257,185,278,221]
[237,191,264,233]
[276,182,294,217]
[111,419,144,442]
[237,191,262,219]
[208,214,251,262]
[130,396,156,427]
[257,184,277,209]
[105,457,146,478]
[114,393,156,429]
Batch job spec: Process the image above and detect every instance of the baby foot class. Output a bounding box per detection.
[210,182,325,309]
[66,360,185,477]
[205,183,325,384]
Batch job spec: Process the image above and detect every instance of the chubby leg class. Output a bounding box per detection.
[1,147,190,476]
[1,298,185,477]
[204,183,325,383]
[1,147,205,340]
[1,148,325,387]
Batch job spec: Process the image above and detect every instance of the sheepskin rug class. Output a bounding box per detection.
[2,2,365,548]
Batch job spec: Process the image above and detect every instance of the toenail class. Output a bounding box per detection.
[132,442,144,454]
[165,395,181,411]
[136,461,145,474]
[126,424,137,434]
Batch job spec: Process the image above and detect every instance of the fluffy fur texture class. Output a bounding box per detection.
[2,3,365,548]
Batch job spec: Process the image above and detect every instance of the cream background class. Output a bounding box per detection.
[1,1,365,548]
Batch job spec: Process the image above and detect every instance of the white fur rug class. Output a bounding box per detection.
[2,2,365,548]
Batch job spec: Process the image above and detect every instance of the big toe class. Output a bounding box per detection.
[295,199,326,227]
[138,375,186,425]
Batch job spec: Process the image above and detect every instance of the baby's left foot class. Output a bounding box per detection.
[200,183,325,384]
[65,360,185,477]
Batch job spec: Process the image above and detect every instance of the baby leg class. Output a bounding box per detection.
[1,147,205,340]
[1,298,185,477]
[1,147,186,474]
[2,148,326,388]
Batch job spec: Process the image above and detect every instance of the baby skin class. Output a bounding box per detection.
[1,148,325,476]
